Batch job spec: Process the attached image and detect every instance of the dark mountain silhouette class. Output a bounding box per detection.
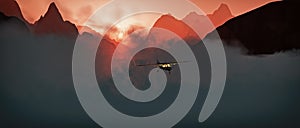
[0,12,29,35]
[182,12,211,39]
[150,14,200,45]
[183,4,233,28]
[0,1,78,39]
[33,2,78,39]
[283,0,300,2]
[207,1,300,54]
[150,3,233,45]
[207,3,234,27]
[0,0,26,22]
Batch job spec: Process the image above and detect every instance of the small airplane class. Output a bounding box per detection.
[134,60,190,74]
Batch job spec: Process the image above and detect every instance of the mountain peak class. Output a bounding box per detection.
[180,4,234,39]
[48,2,60,14]
[33,2,78,38]
[213,3,233,17]
[152,14,198,39]
[42,2,64,22]
[208,3,233,26]
[220,3,229,8]
[157,14,177,21]
[185,12,204,18]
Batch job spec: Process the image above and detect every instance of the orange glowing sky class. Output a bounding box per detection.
[16,0,279,26]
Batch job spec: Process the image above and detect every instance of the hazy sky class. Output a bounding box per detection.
[16,0,278,25]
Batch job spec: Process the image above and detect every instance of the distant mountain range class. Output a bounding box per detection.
[0,1,233,41]
[0,1,78,39]
[0,0,299,54]
[151,3,233,43]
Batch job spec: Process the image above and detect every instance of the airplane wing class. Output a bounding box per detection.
[135,60,190,66]
[169,61,191,65]
[136,63,160,66]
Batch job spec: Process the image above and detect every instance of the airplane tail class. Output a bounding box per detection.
[156,59,160,64]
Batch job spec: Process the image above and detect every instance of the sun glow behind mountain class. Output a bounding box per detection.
[91,13,161,43]
[82,0,204,39]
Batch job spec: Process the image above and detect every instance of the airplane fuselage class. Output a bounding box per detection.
[158,63,173,71]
